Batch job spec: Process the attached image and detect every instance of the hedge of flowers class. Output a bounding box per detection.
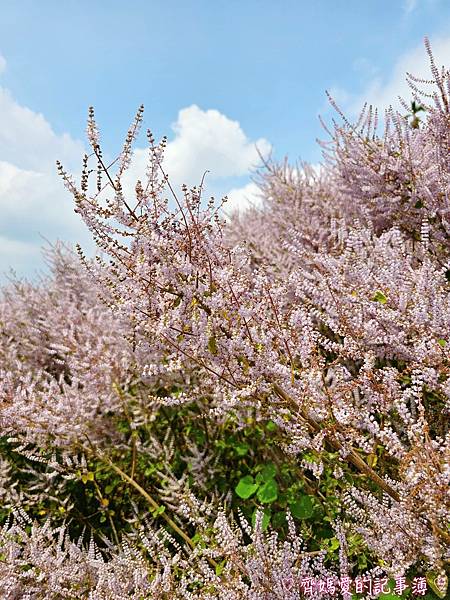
[0,39,448,599]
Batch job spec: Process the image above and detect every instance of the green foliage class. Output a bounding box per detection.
[256,478,278,504]
[289,495,314,519]
[372,290,388,304]
[235,476,258,499]
[1,383,443,585]
[207,335,218,355]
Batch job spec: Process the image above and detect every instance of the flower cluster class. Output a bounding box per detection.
[0,242,135,448]
[0,508,351,599]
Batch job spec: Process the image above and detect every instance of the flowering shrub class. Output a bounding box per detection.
[0,39,449,598]
[0,242,134,449]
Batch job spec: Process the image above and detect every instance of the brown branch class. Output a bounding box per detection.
[101,455,218,568]
[94,147,139,223]
[271,383,450,546]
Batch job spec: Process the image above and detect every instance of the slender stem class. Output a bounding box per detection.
[272,383,400,499]
[93,479,120,547]
[94,147,139,222]
[272,383,450,546]
[100,454,218,568]
[130,434,137,481]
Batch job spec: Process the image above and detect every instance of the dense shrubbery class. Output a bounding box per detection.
[0,40,449,598]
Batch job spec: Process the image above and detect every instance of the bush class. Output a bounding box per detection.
[0,38,448,598]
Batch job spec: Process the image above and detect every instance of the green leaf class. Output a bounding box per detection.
[328,537,340,551]
[372,290,388,304]
[151,505,166,517]
[316,525,333,539]
[437,338,447,348]
[208,336,218,355]
[289,495,314,519]
[235,476,258,499]
[257,479,278,504]
[266,420,277,432]
[215,561,226,576]
[81,471,94,484]
[235,442,249,457]
[259,463,277,482]
[272,511,287,528]
[357,553,368,570]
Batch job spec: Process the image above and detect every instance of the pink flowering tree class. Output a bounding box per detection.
[0,38,448,597]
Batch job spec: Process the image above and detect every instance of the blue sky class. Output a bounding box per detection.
[1,0,450,280]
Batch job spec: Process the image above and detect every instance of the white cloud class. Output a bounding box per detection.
[0,160,90,236]
[403,0,418,13]
[0,87,83,172]
[121,104,271,207]
[0,235,42,281]
[0,87,271,280]
[402,0,439,14]
[0,82,94,281]
[352,57,379,81]
[0,54,6,75]
[334,36,450,117]
[165,105,270,182]
[222,182,263,217]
